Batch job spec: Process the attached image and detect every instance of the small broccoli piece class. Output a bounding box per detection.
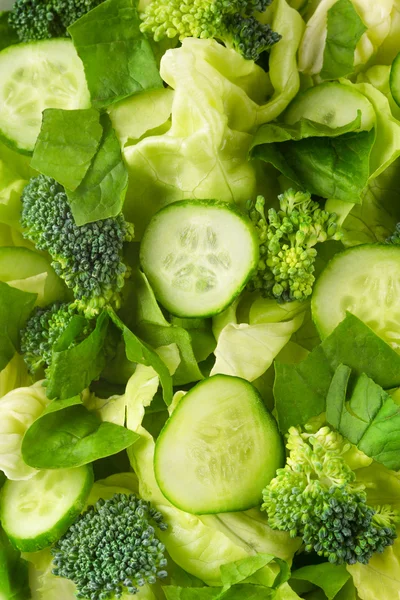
[139,0,281,62]
[8,0,104,42]
[51,493,168,600]
[21,175,133,317]
[386,223,400,245]
[20,302,78,373]
[262,426,399,565]
[247,189,342,302]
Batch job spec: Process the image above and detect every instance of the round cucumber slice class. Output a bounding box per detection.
[0,39,90,154]
[154,375,284,514]
[140,200,259,318]
[0,465,93,552]
[283,82,375,131]
[390,52,400,108]
[0,246,66,306]
[312,245,400,348]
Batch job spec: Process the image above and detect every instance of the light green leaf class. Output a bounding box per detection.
[68,0,162,109]
[347,536,400,600]
[0,528,30,600]
[321,0,366,80]
[291,563,350,599]
[0,381,50,480]
[30,108,102,190]
[0,281,36,371]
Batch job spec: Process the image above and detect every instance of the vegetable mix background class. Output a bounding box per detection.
[0,0,400,598]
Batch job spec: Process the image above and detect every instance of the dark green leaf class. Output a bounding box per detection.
[66,113,128,225]
[22,395,138,469]
[0,281,36,371]
[291,563,350,600]
[0,528,30,600]
[252,130,375,203]
[68,0,163,109]
[326,365,400,469]
[274,313,400,431]
[108,309,173,405]
[31,108,103,190]
[321,0,367,80]
[0,12,19,51]
[46,311,110,400]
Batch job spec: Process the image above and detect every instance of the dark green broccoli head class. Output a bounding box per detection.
[20,175,133,317]
[20,302,76,374]
[8,0,104,42]
[51,493,168,599]
[139,0,281,62]
[262,426,399,565]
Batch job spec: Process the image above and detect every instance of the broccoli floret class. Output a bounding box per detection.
[51,493,168,600]
[247,190,342,302]
[8,0,104,42]
[386,223,400,245]
[20,302,77,373]
[21,175,133,317]
[262,426,399,565]
[139,0,281,62]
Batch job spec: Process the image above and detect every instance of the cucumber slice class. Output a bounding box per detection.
[390,52,400,108]
[283,82,375,131]
[140,200,259,318]
[0,466,93,552]
[0,39,90,154]
[312,245,400,348]
[0,247,66,306]
[154,374,284,514]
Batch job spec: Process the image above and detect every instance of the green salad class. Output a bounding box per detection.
[1,0,400,598]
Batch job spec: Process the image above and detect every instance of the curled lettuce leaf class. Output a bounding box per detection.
[210,296,306,381]
[0,381,51,480]
[0,352,31,398]
[123,0,304,237]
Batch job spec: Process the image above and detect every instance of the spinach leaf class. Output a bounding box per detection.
[321,0,366,80]
[0,281,36,371]
[109,309,173,405]
[68,0,163,109]
[0,528,30,600]
[252,130,375,203]
[326,364,400,470]
[0,12,19,51]
[31,108,103,190]
[274,313,400,432]
[22,395,138,469]
[66,113,128,225]
[46,311,110,400]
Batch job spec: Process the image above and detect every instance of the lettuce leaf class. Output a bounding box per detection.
[0,12,19,51]
[68,0,162,109]
[0,281,36,371]
[210,296,305,381]
[291,564,350,599]
[0,381,50,480]
[123,0,304,238]
[0,528,30,600]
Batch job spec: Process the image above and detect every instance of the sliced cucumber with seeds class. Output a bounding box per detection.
[154,375,284,514]
[0,466,93,552]
[283,82,375,131]
[312,245,400,349]
[140,200,259,318]
[0,39,90,154]
[390,52,400,108]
